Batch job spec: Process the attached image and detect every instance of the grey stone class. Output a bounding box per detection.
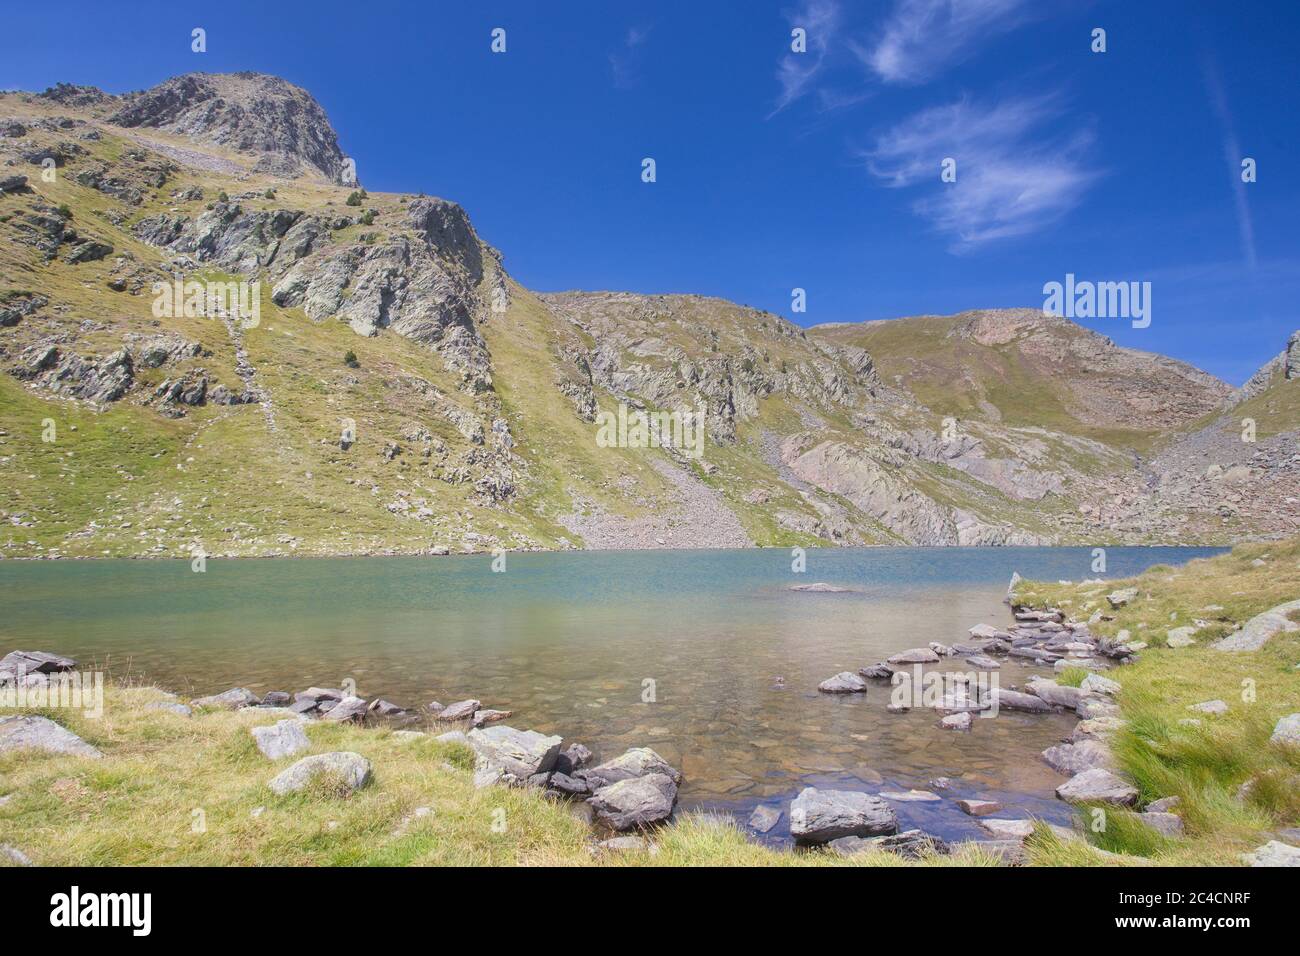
[1081,673,1121,697]
[829,829,948,859]
[1146,796,1181,813]
[434,730,470,746]
[789,787,897,843]
[965,654,1001,669]
[1041,739,1113,775]
[1055,768,1138,806]
[818,671,868,693]
[1026,680,1083,709]
[1215,599,1300,652]
[191,687,259,710]
[1269,713,1300,748]
[887,647,941,664]
[1188,699,1228,716]
[267,751,372,796]
[321,695,369,722]
[957,799,1002,816]
[857,662,894,679]
[1243,840,1300,867]
[0,650,77,675]
[1139,812,1184,837]
[748,804,781,833]
[467,724,563,784]
[435,698,481,721]
[471,708,513,728]
[588,773,678,830]
[1,845,33,866]
[251,719,310,760]
[0,715,101,759]
[367,698,406,717]
[555,742,592,775]
[145,701,192,717]
[941,712,973,731]
[547,772,590,797]
[580,747,682,788]
[1107,588,1138,608]
[989,689,1054,713]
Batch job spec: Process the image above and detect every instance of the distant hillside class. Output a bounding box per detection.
[1,74,1296,558]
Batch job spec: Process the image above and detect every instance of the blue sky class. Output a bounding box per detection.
[3,0,1298,384]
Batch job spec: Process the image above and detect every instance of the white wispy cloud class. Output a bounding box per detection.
[858,0,1034,85]
[610,25,652,89]
[771,0,843,114]
[1201,55,1257,271]
[865,93,1098,249]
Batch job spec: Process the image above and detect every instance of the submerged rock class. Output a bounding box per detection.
[1041,739,1113,775]
[957,799,1002,817]
[748,804,782,833]
[887,647,940,664]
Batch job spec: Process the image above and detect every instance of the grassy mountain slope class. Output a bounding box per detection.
[1,74,1297,558]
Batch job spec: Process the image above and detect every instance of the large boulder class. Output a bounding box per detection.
[467,725,562,784]
[268,751,372,795]
[579,747,683,789]
[1055,768,1138,806]
[789,787,897,844]
[0,650,77,676]
[0,715,101,758]
[191,687,259,710]
[251,719,310,760]
[588,773,678,830]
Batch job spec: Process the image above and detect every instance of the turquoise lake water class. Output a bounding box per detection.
[0,546,1223,842]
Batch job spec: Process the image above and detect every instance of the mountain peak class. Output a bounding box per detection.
[107,71,352,184]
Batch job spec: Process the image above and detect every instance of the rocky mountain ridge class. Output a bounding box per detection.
[1,72,1296,558]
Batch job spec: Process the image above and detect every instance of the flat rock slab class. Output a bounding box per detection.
[0,715,101,759]
[1243,840,1300,866]
[1081,673,1121,697]
[192,687,259,710]
[268,751,372,796]
[0,650,77,675]
[251,719,311,760]
[957,799,1002,816]
[435,699,481,721]
[1055,768,1138,806]
[789,582,851,592]
[880,789,941,802]
[790,787,897,843]
[818,671,868,693]
[1215,599,1300,652]
[588,773,678,831]
[989,689,1054,714]
[1041,739,1113,775]
[468,724,563,784]
[965,654,1001,670]
[887,648,940,664]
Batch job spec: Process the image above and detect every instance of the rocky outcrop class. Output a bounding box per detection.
[109,72,353,183]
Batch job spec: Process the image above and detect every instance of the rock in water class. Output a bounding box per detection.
[1041,740,1113,775]
[436,699,481,721]
[1055,768,1138,806]
[268,752,372,795]
[789,787,897,843]
[588,773,678,830]
[887,647,941,664]
[829,829,948,859]
[0,715,102,758]
[818,671,868,693]
[251,719,310,760]
[748,805,781,833]
[467,725,563,785]
[0,650,77,675]
[957,799,1002,816]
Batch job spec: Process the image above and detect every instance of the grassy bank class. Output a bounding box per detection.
[1015,536,1300,864]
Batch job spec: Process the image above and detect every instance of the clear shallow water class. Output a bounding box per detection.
[0,546,1222,843]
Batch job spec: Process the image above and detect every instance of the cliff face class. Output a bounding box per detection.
[0,72,1296,558]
